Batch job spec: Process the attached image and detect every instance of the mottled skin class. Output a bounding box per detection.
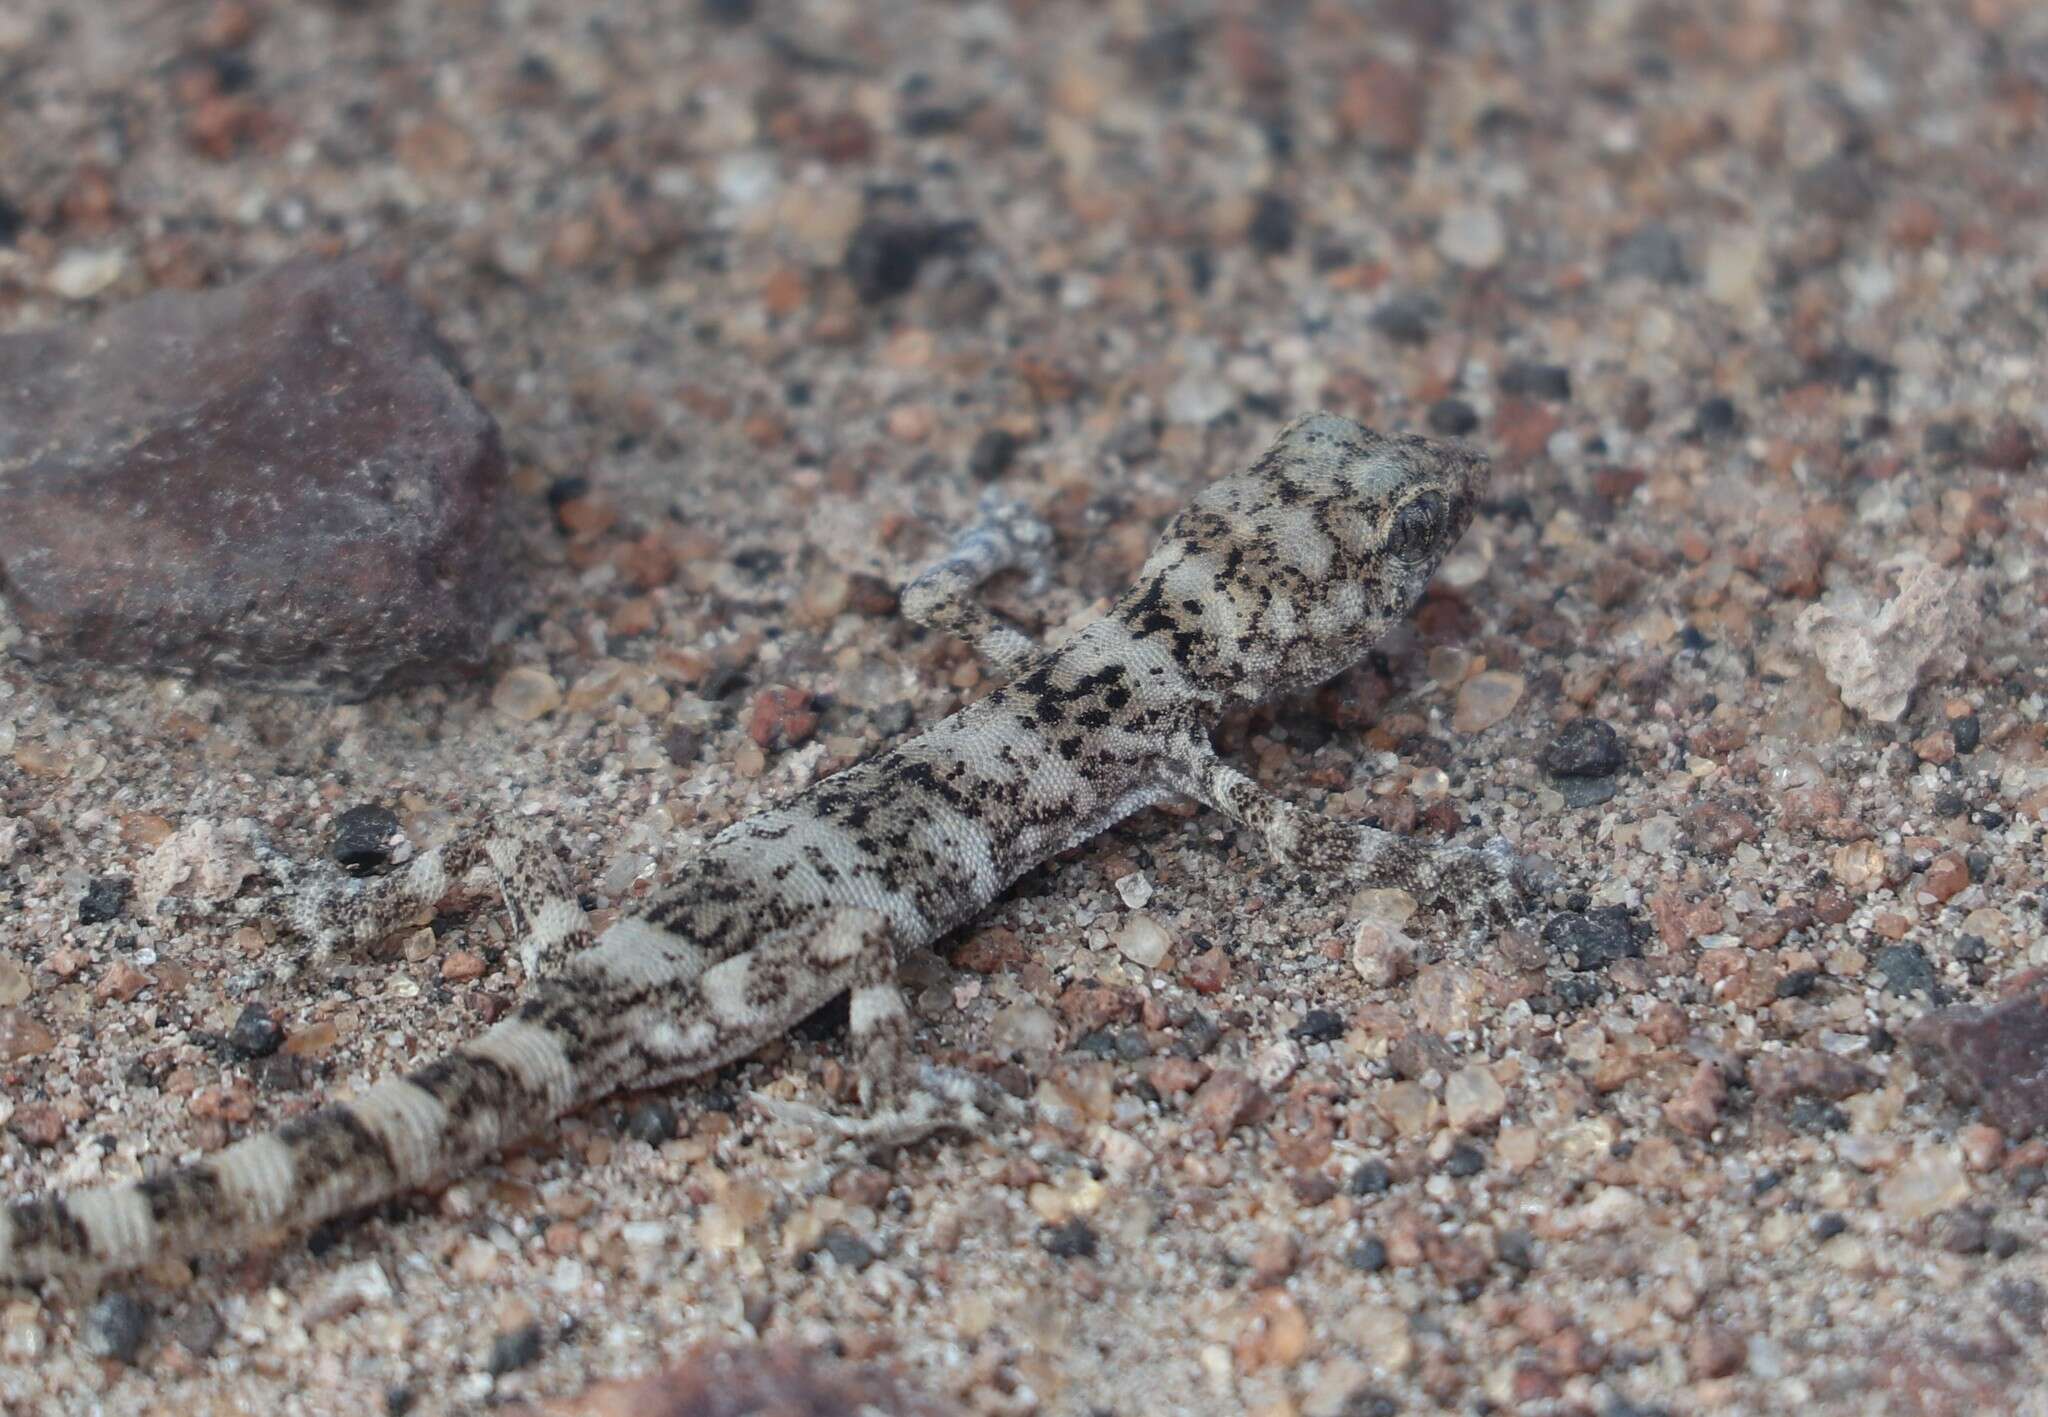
[0,413,1519,1284]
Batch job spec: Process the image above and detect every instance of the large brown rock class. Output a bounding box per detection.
[0,257,506,697]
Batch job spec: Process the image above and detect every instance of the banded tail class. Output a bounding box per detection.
[0,1006,587,1283]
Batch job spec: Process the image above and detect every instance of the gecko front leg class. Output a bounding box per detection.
[1162,733,1524,927]
[899,493,1056,676]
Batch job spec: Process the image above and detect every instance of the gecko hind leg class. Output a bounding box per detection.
[749,919,1019,1151]
[899,493,1056,677]
[1163,739,1526,928]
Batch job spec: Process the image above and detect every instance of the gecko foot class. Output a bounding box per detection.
[1421,836,1528,928]
[751,1064,1020,1153]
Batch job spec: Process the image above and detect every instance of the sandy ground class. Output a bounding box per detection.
[3,1,2047,1413]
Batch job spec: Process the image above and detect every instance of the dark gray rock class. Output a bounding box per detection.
[0,258,506,698]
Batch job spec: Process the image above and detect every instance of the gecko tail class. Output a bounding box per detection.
[0,1006,586,1284]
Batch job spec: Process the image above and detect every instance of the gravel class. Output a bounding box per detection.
[4,2,2046,1414]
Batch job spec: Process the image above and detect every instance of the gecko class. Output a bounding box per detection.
[0,411,1523,1284]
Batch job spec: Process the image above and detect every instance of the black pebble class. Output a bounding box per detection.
[1952,714,1980,754]
[1346,1236,1389,1272]
[1427,398,1479,436]
[819,1227,877,1270]
[385,1387,417,1417]
[487,1323,544,1375]
[229,1003,284,1059]
[1248,191,1296,255]
[624,1101,677,1145]
[1934,789,1969,818]
[1693,396,1743,439]
[1541,906,1642,972]
[1774,969,1818,999]
[83,1293,149,1364]
[1812,1212,1848,1241]
[968,427,1020,480]
[332,804,402,875]
[1289,1008,1346,1043]
[1497,361,1572,401]
[1348,1158,1392,1195]
[1369,295,1435,346]
[845,218,974,304]
[701,0,754,21]
[79,876,130,926]
[1443,1144,1485,1177]
[1540,717,1626,779]
[1041,1217,1098,1258]
[1874,944,1937,998]
[0,193,22,248]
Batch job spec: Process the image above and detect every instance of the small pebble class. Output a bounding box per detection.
[1496,361,1571,401]
[1369,295,1435,345]
[1247,191,1296,255]
[1452,671,1524,733]
[967,428,1019,480]
[82,1294,148,1364]
[624,1101,677,1145]
[78,876,130,925]
[817,1228,877,1270]
[229,1003,284,1059]
[1874,944,1936,998]
[1346,1237,1389,1272]
[1115,912,1174,968]
[486,1322,543,1375]
[1041,1217,1097,1259]
[1442,1143,1485,1177]
[1693,396,1743,439]
[1436,203,1506,269]
[332,804,402,875]
[1607,223,1690,284]
[1540,718,1625,778]
[1348,1159,1392,1195]
[493,666,562,722]
[1426,398,1478,436]
[1289,1008,1345,1043]
[1541,907,1641,971]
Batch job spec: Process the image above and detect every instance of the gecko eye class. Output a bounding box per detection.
[1387,493,1445,561]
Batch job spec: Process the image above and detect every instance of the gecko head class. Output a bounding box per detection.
[1120,412,1490,702]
